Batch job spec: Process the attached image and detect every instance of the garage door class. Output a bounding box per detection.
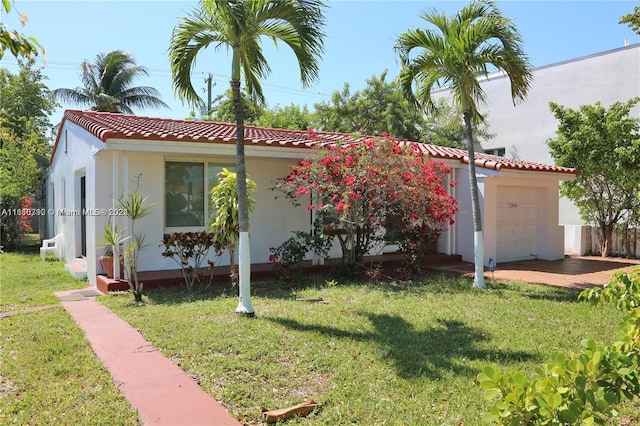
[496,186,538,262]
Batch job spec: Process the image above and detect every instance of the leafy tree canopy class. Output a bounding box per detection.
[620,5,640,35]
[0,0,44,60]
[423,98,493,149]
[255,103,313,130]
[0,60,55,248]
[547,98,640,257]
[0,59,56,141]
[312,70,428,141]
[201,88,266,125]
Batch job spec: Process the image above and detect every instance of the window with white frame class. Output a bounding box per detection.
[164,161,234,229]
[484,147,506,157]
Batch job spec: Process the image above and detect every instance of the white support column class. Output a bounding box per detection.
[235,231,254,314]
[123,152,129,197]
[451,170,457,256]
[122,152,129,281]
[112,151,121,281]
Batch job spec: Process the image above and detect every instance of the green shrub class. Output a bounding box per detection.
[161,231,223,291]
[479,268,640,425]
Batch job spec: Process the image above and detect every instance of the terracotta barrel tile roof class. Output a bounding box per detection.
[55,110,576,175]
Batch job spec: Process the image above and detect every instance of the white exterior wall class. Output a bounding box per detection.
[483,173,566,265]
[437,165,567,266]
[89,146,313,283]
[447,165,493,265]
[48,121,106,282]
[433,44,640,253]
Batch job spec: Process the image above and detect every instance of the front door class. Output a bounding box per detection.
[80,176,86,256]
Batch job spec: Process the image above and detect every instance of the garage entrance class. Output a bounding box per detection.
[496,186,538,262]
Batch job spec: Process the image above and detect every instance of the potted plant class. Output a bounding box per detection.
[98,223,125,279]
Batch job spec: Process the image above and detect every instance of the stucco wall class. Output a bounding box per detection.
[90,150,313,280]
[48,121,105,281]
[483,175,565,265]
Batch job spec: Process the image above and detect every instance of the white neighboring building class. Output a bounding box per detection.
[434,43,640,255]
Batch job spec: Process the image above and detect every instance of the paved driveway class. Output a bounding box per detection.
[438,255,640,290]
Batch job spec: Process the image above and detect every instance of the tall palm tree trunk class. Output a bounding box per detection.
[231,77,254,314]
[463,111,486,289]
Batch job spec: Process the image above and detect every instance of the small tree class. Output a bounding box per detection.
[0,61,56,249]
[118,191,154,303]
[274,135,458,275]
[209,168,256,286]
[0,129,43,249]
[547,98,640,257]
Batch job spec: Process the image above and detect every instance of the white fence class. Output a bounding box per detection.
[586,226,640,258]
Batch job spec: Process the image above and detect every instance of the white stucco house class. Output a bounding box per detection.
[47,110,576,287]
[434,43,640,256]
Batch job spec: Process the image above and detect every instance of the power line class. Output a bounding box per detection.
[1,59,333,101]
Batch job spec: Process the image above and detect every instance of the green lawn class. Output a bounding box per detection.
[0,252,140,424]
[100,274,637,425]
[1,251,637,425]
[0,252,87,312]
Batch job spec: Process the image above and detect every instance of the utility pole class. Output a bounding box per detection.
[205,73,213,116]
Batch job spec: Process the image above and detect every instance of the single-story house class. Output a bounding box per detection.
[47,110,576,287]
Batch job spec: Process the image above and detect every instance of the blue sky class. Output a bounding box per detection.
[2,1,639,126]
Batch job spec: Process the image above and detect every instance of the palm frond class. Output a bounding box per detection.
[54,49,167,114]
[396,0,531,121]
[169,7,230,107]
[51,88,92,108]
[169,0,326,107]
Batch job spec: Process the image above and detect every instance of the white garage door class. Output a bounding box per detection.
[496,186,538,262]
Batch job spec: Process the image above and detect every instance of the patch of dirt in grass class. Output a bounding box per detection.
[0,374,20,397]
[283,369,327,402]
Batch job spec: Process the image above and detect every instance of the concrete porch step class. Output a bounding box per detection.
[65,257,88,281]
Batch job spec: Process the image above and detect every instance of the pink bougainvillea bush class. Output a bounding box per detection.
[273,133,458,275]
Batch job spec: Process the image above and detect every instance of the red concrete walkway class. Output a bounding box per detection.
[435,255,640,290]
[55,289,242,426]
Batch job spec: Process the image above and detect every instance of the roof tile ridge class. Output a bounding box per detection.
[64,110,117,142]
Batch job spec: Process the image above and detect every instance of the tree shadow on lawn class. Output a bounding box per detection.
[267,312,539,380]
[485,280,583,304]
[140,278,321,305]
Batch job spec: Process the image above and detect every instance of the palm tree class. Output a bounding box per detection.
[396,0,532,288]
[52,50,169,113]
[169,0,326,314]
